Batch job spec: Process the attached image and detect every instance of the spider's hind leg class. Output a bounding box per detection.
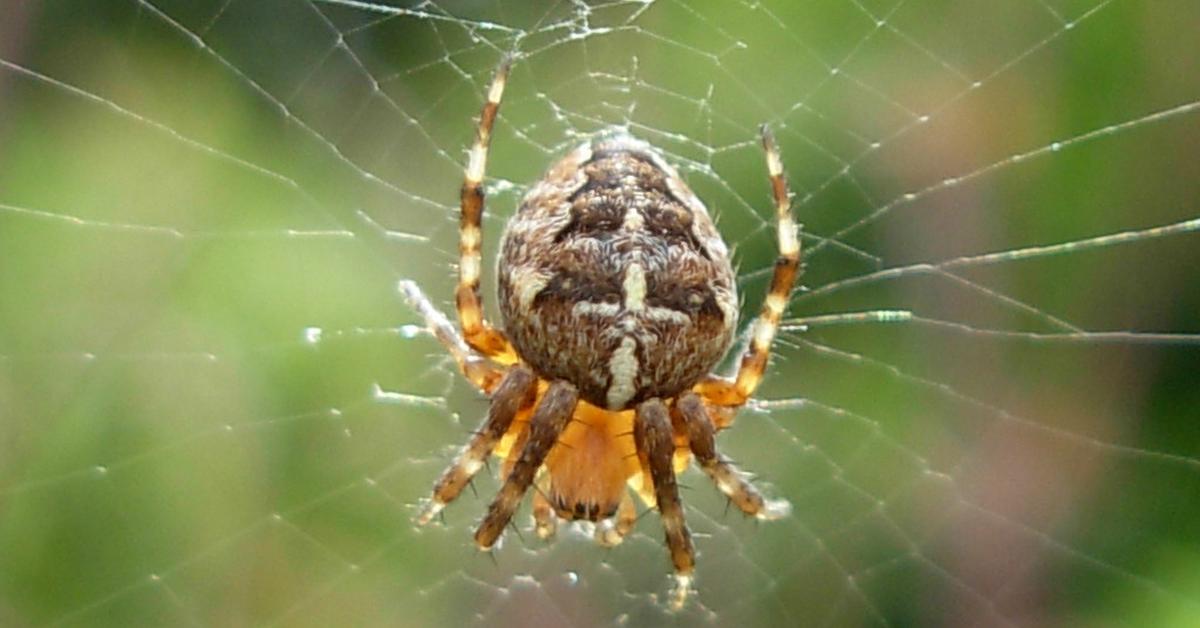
[635,398,695,610]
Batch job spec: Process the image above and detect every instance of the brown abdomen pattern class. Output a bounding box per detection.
[498,136,738,410]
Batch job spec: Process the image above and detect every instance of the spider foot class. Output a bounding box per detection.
[668,573,694,611]
[475,531,502,553]
[757,497,792,521]
[534,514,558,540]
[415,497,447,526]
[594,518,623,547]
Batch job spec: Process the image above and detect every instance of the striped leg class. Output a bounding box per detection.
[399,279,506,393]
[676,392,790,520]
[636,399,694,610]
[458,57,517,362]
[696,124,800,408]
[415,365,536,525]
[475,380,578,549]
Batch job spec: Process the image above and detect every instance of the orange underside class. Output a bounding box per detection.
[491,381,692,511]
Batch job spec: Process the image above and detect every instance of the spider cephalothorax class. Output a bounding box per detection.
[401,57,799,609]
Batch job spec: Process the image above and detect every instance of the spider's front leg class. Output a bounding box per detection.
[475,380,578,549]
[636,398,694,610]
[457,57,517,363]
[399,279,506,392]
[696,125,799,409]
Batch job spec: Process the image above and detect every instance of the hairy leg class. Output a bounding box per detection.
[676,392,790,520]
[415,365,537,524]
[696,125,799,408]
[399,279,506,392]
[457,58,517,361]
[475,380,578,549]
[636,398,694,610]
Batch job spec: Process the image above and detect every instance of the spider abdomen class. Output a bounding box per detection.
[498,135,738,410]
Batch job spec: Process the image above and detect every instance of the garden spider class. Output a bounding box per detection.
[400,57,798,608]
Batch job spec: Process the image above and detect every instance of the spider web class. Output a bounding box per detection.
[1,0,1199,626]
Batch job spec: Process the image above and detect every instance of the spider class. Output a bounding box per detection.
[400,57,799,609]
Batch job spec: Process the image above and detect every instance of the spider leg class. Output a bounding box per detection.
[532,471,558,540]
[594,491,637,547]
[475,380,578,550]
[676,392,791,520]
[458,57,518,362]
[399,279,506,393]
[635,398,694,610]
[415,365,536,525]
[695,125,799,408]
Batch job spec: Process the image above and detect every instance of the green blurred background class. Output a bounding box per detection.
[1,0,1198,626]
